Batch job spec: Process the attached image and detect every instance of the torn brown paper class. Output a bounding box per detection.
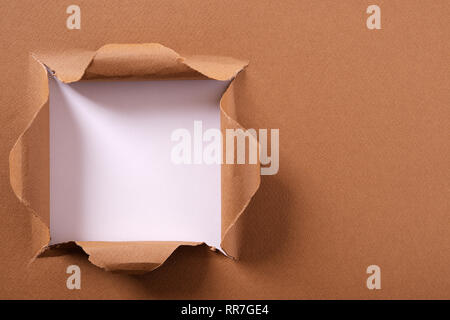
[9,43,260,272]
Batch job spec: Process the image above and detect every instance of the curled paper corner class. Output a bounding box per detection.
[9,43,260,273]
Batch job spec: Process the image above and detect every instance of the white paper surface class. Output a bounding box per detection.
[49,78,227,249]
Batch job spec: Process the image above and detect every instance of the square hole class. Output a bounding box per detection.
[49,77,227,249]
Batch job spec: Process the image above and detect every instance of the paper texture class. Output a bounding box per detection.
[9,43,261,272]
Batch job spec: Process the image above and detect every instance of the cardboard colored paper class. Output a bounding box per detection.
[3,2,448,299]
[9,43,261,272]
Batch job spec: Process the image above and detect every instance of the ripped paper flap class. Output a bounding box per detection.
[10,43,260,272]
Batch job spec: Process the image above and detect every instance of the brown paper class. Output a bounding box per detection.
[9,43,260,273]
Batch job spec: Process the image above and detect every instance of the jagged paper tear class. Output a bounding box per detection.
[9,43,260,272]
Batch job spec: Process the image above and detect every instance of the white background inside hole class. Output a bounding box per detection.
[49,77,226,249]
